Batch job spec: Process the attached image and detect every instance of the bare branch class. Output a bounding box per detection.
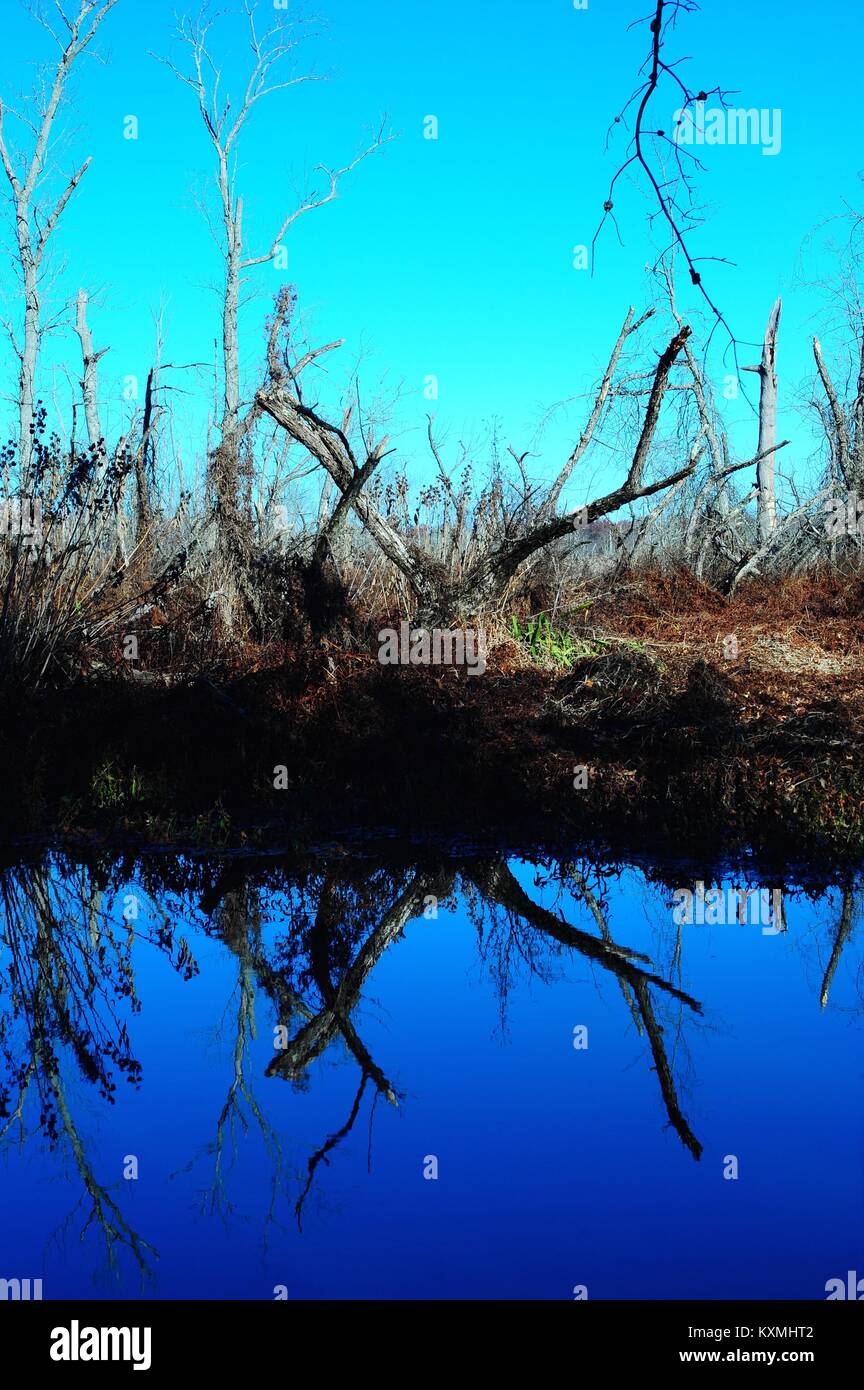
[241,122,394,269]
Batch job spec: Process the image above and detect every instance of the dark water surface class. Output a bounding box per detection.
[0,846,861,1300]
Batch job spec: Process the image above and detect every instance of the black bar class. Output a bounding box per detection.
[4,1298,860,1376]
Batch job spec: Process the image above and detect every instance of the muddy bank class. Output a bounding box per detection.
[2,634,863,869]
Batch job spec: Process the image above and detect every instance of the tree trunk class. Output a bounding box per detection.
[0,3,120,482]
[208,183,244,550]
[19,256,40,482]
[745,298,781,544]
[135,367,155,541]
[257,325,694,626]
[74,288,106,453]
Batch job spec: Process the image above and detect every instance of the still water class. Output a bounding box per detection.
[0,847,861,1300]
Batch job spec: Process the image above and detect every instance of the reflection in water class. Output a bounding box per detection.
[0,849,861,1299]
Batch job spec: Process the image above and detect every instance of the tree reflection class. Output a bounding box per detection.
[0,858,197,1281]
[0,848,859,1278]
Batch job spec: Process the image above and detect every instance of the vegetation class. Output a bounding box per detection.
[0,0,863,860]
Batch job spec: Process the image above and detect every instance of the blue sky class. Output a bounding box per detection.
[0,0,861,502]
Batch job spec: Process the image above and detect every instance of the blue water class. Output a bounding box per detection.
[0,851,861,1300]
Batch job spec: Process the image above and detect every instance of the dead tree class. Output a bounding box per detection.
[257,307,699,623]
[73,289,108,454]
[0,0,119,482]
[729,480,829,595]
[134,368,157,541]
[813,332,864,495]
[153,2,388,566]
[820,888,858,1010]
[744,298,782,542]
[538,306,655,520]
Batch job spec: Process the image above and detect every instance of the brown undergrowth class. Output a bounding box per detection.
[1,569,863,864]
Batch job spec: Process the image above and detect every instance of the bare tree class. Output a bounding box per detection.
[258,305,699,622]
[744,298,782,541]
[73,287,107,452]
[538,306,655,521]
[153,1,389,565]
[0,0,119,482]
[813,325,864,497]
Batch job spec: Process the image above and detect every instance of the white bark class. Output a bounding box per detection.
[0,1,119,481]
[541,307,655,519]
[257,324,697,622]
[74,289,108,452]
[154,7,389,537]
[744,297,782,543]
[813,335,853,489]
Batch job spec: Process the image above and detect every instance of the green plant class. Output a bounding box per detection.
[91,760,145,809]
[193,797,232,846]
[509,613,607,669]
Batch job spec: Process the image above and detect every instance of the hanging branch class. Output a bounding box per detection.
[593,0,740,355]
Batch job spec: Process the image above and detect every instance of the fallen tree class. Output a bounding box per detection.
[256,300,699,624]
